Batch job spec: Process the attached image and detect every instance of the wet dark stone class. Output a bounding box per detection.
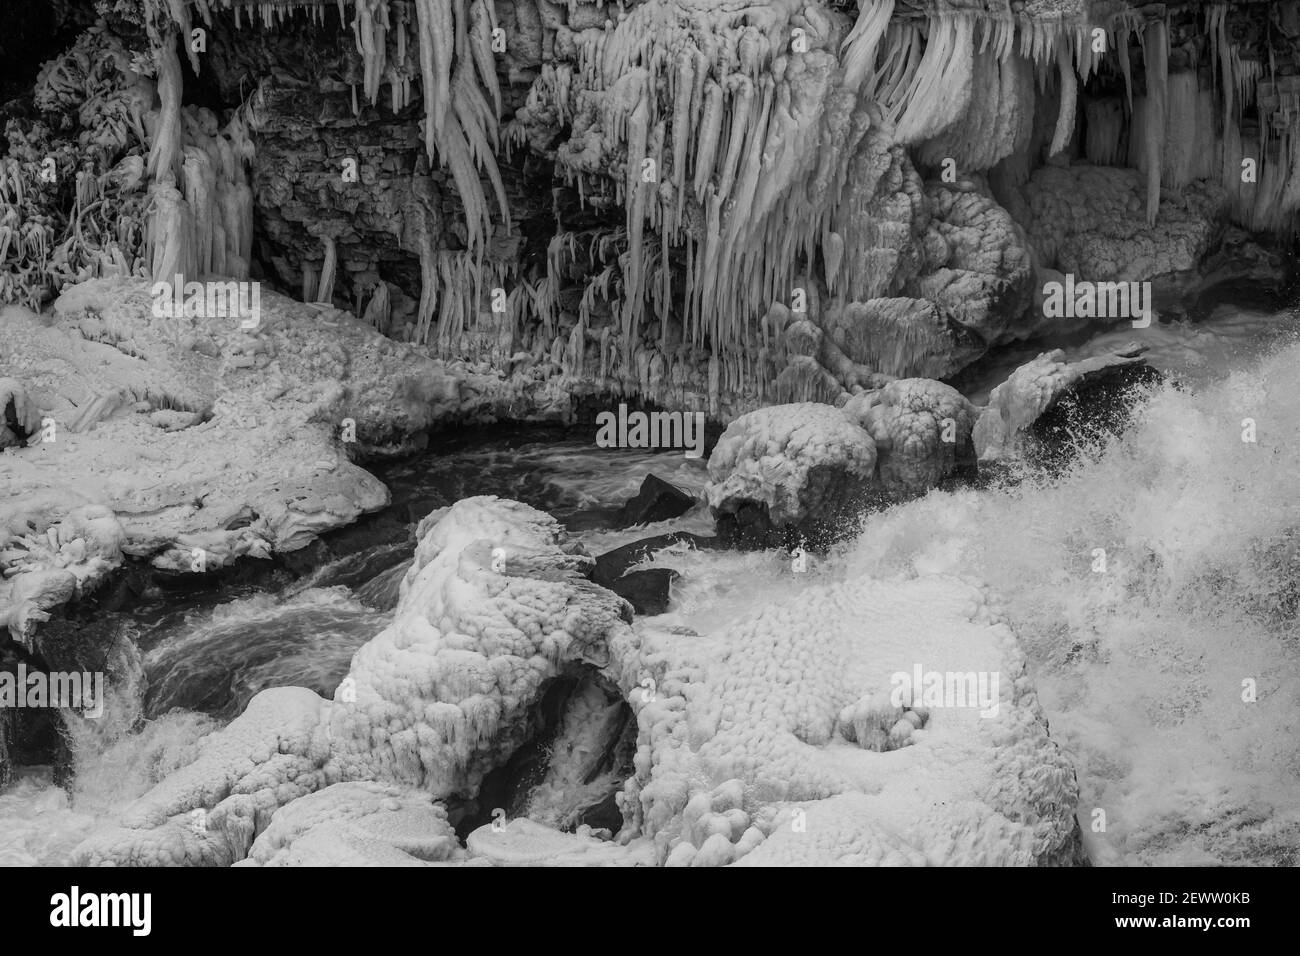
[1027,363,1167,473]
[604,568,679,617]
[615,474,696,528]
[713,463,877,552]
[592,532,718,616]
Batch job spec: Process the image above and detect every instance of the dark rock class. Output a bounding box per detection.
[615,474,697,528]
[1027,363,1167,473]
[592,532,718,617]
[605,568,679,617]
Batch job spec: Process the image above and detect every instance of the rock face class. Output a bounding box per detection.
[70,494,1082,867]
[7,0,1299,433]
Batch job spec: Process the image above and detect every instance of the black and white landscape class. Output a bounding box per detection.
[0,0,1297,870]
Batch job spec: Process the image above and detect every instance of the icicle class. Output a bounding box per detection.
[1049,42,1077,156]
[468,0,502,117]
[707,354,720,419]
[842,0,895,93]
[363,281,391,332]
[148,37,185,185]
[316,235,338,306]
[823,230,844,294]
[693,81,724,201]
[894,15,975,145]
[1143,20,1168,227]
[715,75,754,201]
[670,48,694,234]
[1117,20,1134,112]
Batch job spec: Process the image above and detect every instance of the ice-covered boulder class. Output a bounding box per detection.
[0,277,464,623]
[72,686,332,866]
[972,345,1157,462]
[465,817,648,866]
[323,496,632,798]
[843,378,979,498]
[0,504,126,642]
[606,575,1083,866]
[72,496,634,865]
[705,403,878,549]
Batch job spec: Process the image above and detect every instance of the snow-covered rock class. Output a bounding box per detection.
[323,496,631,799]
[465,817,648,867]
[72,686,332,866]
[1018,165,1225,284]
[705,403,878,548]
[606,574,1083,866]
[0,278,466,628]
[843,378,979,498]
[972,345,1152,461]
[0,504,125,641]
[239,782,466,867]
[72,496,634,865]
[71,495,1082,868]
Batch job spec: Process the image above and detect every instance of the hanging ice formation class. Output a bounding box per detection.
[140,0,508,310]
[124,1,1300,402]
[531,0,1139,384]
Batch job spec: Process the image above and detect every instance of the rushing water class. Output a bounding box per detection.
[3,308,1298,866]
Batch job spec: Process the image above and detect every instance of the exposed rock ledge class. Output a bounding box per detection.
[70,495,1083,867]
[0,277,482,639]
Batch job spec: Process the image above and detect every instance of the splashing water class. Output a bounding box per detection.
[834,342,1300,865]
[143,587,391,720]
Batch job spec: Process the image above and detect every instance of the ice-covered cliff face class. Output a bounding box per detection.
[3,0,1297,421]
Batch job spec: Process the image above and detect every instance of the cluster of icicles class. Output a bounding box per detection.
[135,1,1299,406]
[522,0,1128,377]
[144,0,507,274]
[145,33,256,285]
